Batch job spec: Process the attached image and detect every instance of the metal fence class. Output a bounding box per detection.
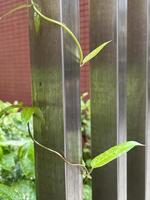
[29,0,150,200]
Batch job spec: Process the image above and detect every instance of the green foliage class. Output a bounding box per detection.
[19,142,35,179]
[0,99,143,200]
[91,141,143,169]
[0,181,35,200]
[81,93,91,138]
[0,100,36,199]
[81,93,92,200]
[0,184,22,200]
[83,184,92,200]
[11,180,36,200]
[0,101,28,140]
[82,41,112,65]
[21,107,44,125]
[81,93,91,171]
[21,107,35,124]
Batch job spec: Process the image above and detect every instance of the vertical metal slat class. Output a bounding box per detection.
[146,0,150,199]
[117,1,127,200]
[90,1,117,199]
[29,0,82,199]
[127,1,146,200]
[60,0,82,199]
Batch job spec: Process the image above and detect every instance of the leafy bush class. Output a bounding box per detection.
[81,93,92,200]
[0,98,92,200]
[0,99,142,200]
[0,100,36,199]
[0,97,92,200]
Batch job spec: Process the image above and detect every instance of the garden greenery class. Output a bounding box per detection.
[0,0,144,196]
[0,101,36,200]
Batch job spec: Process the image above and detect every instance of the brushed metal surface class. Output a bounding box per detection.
[146,0,150,199]
[60,0,82,200]
[90,1,117,199]
[117,1,127,200]
[127,1,146,200]
[29,0,82,199]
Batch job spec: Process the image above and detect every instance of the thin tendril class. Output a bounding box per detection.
[27,123,89,176]
[0,1,84,66]
[0,1,88,176]
[0,4,32,20]
[31,0,84,65]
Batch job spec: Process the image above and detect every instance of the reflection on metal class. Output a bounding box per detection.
[60,0,82,200]
[117,1,127,200]
[90,0,147,200]
[146,0,150,199]
[29,0,81,199]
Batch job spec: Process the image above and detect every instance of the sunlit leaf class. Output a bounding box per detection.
[82,40,112,65]
[91,141,143,169]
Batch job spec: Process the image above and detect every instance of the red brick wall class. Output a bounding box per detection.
[80,0,90,94]
[0,0,31,105]
[0,0,89,104]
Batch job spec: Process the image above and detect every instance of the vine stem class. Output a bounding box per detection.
[0,1,88,176]
[0,4,32,20]
[31,0,83,65]
[0,1,84,66]
[27,123,89,176]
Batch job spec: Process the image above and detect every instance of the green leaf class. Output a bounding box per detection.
[82,41,112,65]
[21,107,44,125]
[91,141,143,169]
[21,107,35,124]
[83,184,92,200]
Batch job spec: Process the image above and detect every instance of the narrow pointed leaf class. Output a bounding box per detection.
[91,141,143,169]
[82,40,112,65]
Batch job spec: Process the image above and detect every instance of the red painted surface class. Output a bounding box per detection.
[0,0,31,105]
[80,0,90,94]
[0,0,89,105]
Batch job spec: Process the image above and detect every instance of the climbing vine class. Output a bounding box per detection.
[0,0,143,180]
